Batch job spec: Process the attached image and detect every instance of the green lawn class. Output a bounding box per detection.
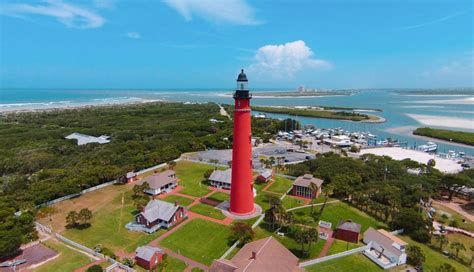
[160,218,232,265]
[432,203,474,232]
[292,201,385,232]
[327,239,361,255]
[62,191,166,253]
[159,256,188,272]
[207,192,230,203]
[436,233,473,266]
[254,224,325,260]
[265,176,294,195]
[175,161,218,197]
[401,235,469,272]
[189,203,226,220]
[34,239,93,272]
[282,196,307,209]
[254,191,279,211]
[304,253,382,272]
[162,194,194,207]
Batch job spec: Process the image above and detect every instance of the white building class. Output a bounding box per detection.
[65,133,110,145]
[363,228,407,269]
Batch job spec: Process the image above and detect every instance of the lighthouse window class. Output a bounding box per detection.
[240,83,244,90]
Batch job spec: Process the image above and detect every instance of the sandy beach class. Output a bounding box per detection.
[359,147,463,173]
[413,97,474,105]
[406,114,474,130]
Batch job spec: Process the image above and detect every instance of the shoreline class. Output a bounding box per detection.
[0,99,165,115]
[406,113,474,130]
[385,126,474,150]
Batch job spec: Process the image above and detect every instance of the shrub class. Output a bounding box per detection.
[448,220,459,228]
[411,229,431,243]
[101,247,117,260]
[86,265,103,272]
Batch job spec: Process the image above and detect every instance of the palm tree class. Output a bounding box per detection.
[450,241,466,258]
[314,183,333,222]
[469,245,474,266]
[435,235,449,250]
[309,182,320,215]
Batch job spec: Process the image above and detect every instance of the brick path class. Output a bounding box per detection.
[317,228,334,258]
[261,180,276,192]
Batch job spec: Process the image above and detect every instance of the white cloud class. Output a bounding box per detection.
[247,40,331,78]
[93,0,116,9]
[396,12,462,30]
[163,0,261,25]
[0,0,105,29]
[126,32,141,39]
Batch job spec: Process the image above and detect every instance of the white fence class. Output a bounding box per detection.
[299,243,371,267]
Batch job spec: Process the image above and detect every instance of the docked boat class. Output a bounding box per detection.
[254,112,267,118]
[417,142,438,152]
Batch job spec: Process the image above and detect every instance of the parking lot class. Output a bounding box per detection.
[187,143,315,169]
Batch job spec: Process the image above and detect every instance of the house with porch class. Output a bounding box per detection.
[127,199,186,233]
[209,168,256,196]
[210,236,303,272]
[137,170,177,196]
[135,246,165,270]
[290,174,323,199]
[363,228,407,269]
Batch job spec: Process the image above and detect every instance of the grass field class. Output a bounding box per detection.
[401,235,469,272]
[160,218,232,265]
[189,203,226,220]
[62,190,166,253]
[34,239,93,272]
[327,239,361,255]
[441,233,473,265]
[432,203,474,232]
[282,196,307,209]
[304,253,382,272]
[175,161,217,197]
[413,127,474,146]
[292,201,385,232]
[162,194,194,207]
[207,191,230,203]
[265,176,294,195]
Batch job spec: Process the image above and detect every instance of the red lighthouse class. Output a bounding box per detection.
[230,69,255,215]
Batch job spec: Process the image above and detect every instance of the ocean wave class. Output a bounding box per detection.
[0,101,73,108]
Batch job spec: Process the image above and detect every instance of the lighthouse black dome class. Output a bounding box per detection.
[237,69,248,82]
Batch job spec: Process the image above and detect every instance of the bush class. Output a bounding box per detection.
[101,247,117,260]
[411,229,431,243]
[86,265,103,272]
[448,220,459,228]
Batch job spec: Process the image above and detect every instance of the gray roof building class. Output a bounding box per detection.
[337,220,361,233]
[138,170,176,190]
[209,169,232,185]
[140,199,180,223]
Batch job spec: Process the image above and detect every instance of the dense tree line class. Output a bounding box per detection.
[286,152,473,243]
[0,102,291,258]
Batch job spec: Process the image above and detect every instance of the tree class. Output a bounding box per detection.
[314,183,333,222]
[435,235,449,250]
[167,160,176,170]
[0,231,22,259]
[66,211,79,227]
[308,182,320,215]
[230,222,255,244]
[406,245,425,267]
[203,169,214,180]
[78,208,93,225]
[134,195,149,211]
[439,175,471,200]
[86,265,103,272]
[450,241,466,258]
[434,263,456,272]
[122,257,135,267]
[293,226,318,257]
[427,159,436,167]
[391,208,427,235]
[469,245,474,266]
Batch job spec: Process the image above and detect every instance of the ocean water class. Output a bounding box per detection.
[1,88,473,155]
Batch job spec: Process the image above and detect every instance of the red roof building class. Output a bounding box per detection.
[334,220,361,244]
[135,246,165,270]
[210,236,303,272]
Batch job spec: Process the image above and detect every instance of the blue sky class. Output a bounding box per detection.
[0,0,472,89]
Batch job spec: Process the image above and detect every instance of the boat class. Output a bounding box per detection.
[417,142,438,152]
[254,112,267,118]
